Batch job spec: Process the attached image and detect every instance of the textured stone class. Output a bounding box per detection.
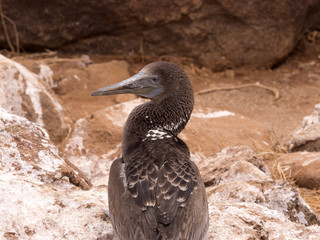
[277,152,320,189]
[209,202,320,240]
[193,146,272,185]
[0,54,68,143]
[1,1,320,70]
[0,108,114,239]
[286,103,320,152]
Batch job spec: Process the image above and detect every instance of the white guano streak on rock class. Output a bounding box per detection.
[39,64,55,88]
[193,110,235,119]
[0,54,44,126]
[0,65,24,116]
[65,118,88,154]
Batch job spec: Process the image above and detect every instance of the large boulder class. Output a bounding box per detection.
[204,146,320,238]
[0,108,115,239]
[1,0,320,70]
[0,54,68,143]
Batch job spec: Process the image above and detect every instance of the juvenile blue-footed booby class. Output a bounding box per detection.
[91,61,209,240]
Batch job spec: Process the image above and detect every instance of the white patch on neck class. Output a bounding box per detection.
[142,129,172,141]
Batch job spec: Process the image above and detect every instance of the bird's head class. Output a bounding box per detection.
[91,61,192,103]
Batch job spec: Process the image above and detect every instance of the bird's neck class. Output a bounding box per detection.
[121,96,193,157]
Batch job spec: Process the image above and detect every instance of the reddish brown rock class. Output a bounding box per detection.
[277,152,320,189]
[1,1,320,70]
[286,103,320,152]
[50,58,136,121]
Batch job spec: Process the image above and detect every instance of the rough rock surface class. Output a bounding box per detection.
[277,152,320,189]
[195,146,319,225]
[0,108,115,239]
[1,1,320,69]
[203,146,320,238]
[0,54,68,143]
[2,107,320,239]
[193,146,272,185]
[286,103,320,152]
[209,202,320,240]
[0,107,90,190]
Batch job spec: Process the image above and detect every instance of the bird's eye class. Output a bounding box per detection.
[151,76,159,83]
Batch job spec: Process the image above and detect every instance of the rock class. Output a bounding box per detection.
[209,202,320,240]
[0,54,68,143]
[276,152,320,189]
[3,100,320,239]
[1,1,320,70]
[208,181,319,226]
[193,146,319,225]
[286,103,320,152]
[203,146,320,238]
[0,107,90,189]
[193,146,272,185]
[0,108,114,239]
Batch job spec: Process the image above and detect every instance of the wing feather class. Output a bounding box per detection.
[125,142,198,230]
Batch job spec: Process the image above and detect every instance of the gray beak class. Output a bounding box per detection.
[91,72,163,98]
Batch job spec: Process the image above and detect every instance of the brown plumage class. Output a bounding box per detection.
[91,61,209,240]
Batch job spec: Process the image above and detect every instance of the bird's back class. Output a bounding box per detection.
[108,138,208,240]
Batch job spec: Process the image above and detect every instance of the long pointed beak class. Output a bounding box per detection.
[91,72,163,98]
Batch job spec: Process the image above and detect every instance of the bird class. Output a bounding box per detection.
[91,61,209,240]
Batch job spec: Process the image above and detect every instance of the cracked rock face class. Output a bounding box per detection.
[0,108,114,239]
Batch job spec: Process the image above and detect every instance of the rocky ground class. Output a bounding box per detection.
[0,34,320,239]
